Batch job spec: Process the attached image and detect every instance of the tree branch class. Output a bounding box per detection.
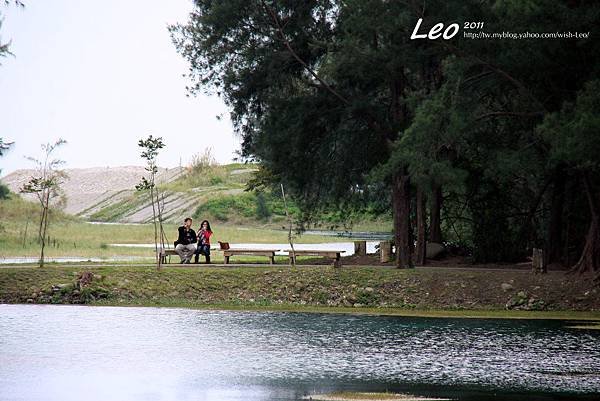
[259,0,350,107]
[475,111,545,121]
[438,41,547,113]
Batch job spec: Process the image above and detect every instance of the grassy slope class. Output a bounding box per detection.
[0,193,348,259]
[1,265,598,319]
[1,162,383,259]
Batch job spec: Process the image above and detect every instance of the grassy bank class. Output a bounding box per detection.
[0,195,351,259]
[0,221,347,259]
[1,265,598,320]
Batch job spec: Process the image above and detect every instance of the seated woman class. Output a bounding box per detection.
[194,220,213,263]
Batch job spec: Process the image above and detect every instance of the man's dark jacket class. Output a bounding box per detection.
[175,226,197,246]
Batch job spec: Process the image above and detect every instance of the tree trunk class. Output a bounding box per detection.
[548,167,566,264]
[39,191,51,268]
[392,170,413,268]
[429,184,442,243]
[37,190,46,243]
[570,173,600,279]
[150,185,160,270]
[416,188,426,266]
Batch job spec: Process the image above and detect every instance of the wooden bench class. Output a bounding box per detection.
[223,249,280,264]
[159,249,178,264]
[285,249,346,265]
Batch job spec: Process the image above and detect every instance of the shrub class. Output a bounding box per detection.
[194,193,256,222]
[255,192,271,220]
[0,183,10,200]
[193,191,294,223]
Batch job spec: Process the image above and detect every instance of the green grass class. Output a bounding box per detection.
[1,220,346,258]
[193,191,298,224]
[160,163,255,193]
[0,191,347,259]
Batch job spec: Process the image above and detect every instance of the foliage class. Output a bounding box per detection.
[539,80,600,172]
[0,137,13,198]
[255,191,271,220]
[0,183,9,199]
[169,0,600,266]
[135,135,165,191]
[0,1,24,64]
[0,137,13,157]
[0,19,12,64]
[194,190,296,223]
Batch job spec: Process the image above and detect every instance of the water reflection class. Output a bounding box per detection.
[0,305,599,401]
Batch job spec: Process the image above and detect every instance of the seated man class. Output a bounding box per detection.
[174,217,197,264]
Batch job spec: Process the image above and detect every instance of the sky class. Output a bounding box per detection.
[0,0,240,176]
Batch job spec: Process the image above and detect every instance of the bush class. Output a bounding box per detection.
[255,192,271,220]
[193,191,294,223]
[0,183,10,200]
[194,193,257,222]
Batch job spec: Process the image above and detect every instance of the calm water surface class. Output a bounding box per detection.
[1,305,599,401]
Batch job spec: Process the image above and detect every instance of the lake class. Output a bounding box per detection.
[1,305,599,401]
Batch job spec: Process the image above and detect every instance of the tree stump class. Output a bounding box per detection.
[380,241,392,263]
[354,240,367,256]
[532,248,547,274]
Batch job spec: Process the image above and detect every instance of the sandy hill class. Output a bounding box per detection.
[2,166,184,218]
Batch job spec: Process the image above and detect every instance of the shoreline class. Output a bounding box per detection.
[4,303,600,330]
[1,264,598,324]
[86,302,600,322]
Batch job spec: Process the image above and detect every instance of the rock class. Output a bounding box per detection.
[505,297,522,309]
[26,298,34,303]
[501,283,514,292]
[52,284,69,293]
[353,303,365,308]
[426,242,446,259]
[364,287,374,293]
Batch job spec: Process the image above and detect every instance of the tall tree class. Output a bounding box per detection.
[539,80,600,280]
[171,0,466,267]
[172,0,599,268]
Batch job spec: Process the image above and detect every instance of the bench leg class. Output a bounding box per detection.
[333,253,342,268]
[269,256,274,264]
[224,255,230,264]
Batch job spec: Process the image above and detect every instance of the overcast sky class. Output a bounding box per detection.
[0,0,240,176]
